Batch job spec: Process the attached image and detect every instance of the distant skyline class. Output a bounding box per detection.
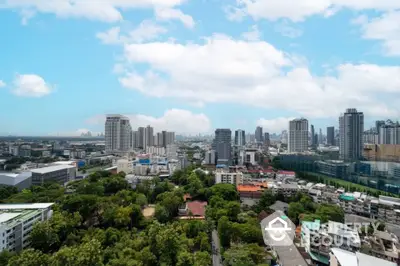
[1,1,399,135]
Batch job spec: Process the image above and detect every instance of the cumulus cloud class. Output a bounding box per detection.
[116,34,400,119]
[0,80,5,88]
[3,0,186,24]
[227,0,400,22]
[12,74,53,97]
[257,117,296,134]
[155,8,195,28]
[96,21,168,45]
[274,21,303,38]
[241,25,261,41]
[86,109,212,134]
[357,11,400,56]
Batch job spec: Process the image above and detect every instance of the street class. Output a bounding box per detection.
[211,230,222,266]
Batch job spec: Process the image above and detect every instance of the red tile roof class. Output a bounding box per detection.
[187,201,208,217]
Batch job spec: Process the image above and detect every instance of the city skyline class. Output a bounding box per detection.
[1,2,400,136]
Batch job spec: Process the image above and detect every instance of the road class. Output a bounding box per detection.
[211,230,222,266]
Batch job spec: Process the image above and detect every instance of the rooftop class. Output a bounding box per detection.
[0,203,54,210]
[31,164,76,174]
[186,201,207,217]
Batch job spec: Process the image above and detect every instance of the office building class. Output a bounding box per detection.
[105,115,132,153]
[234,130,246,146]
[339,108,364,161]
[288,118,309,153]
[255,126,263,143]
[213,129,232,165]
[0,203,54,252]
[327,126,335,146]
[31,165,76,186]
[311,124,315,147]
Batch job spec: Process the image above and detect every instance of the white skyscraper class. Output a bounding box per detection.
[105,115,132,153]
[288,118,309,153]
[339,108,364,161]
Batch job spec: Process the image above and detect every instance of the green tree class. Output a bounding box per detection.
[316,204,344,223]
[7,249,49,266]
[29,222,60,253]
[288,202,305,225]
[218,216,232,248]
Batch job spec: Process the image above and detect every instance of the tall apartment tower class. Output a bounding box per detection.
[138,127,146,149]
[339,108,364,161]
[255,126,263,143]
[145,125,154,148]
[327,126,335,146]
[234,129,246,146]
[105,115,132,153]
[311,124,315,147]
[288,118,309,153]
[379,121,400,144]
[264,132,270,146]
[213,129,232,165]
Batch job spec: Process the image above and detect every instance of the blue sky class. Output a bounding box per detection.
[0,0,399,135]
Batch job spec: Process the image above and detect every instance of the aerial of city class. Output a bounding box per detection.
[2,1,400,266]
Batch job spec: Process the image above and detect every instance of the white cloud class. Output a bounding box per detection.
[227,0,400,22]
[357,11,400,56]
[117,34,400,119]
[12,74,53,97]
[274,21,303,38]
[96,21,167,45]
[242,25,261,41]
[86,109,212,134]
[155,8,195,28]
[3,0,186,24]
[257,117,296,134]
[0,80,6,88]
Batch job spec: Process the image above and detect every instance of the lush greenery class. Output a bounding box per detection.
[0,170,215,266]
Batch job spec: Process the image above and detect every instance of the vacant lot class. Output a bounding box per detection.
[142,205,155,218]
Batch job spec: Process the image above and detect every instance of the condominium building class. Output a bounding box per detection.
[327,126,335,146]
[339,108,364,161]
[205,150,216,165]
[255,126,263,143]
[234,129,246,146]
[105,114,132,153]
[31,164,76,186]
[215,170,243,186]
[145,125,154,148]
[0,203,54,252]
[379,121,400,145]
[370,196,400,224]
[288,118,309,153]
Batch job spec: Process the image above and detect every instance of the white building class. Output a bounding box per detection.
[0,172,32,190]
[205,150,216,165]
[146,146,166,156]
[330,247,396,266]
[288,118,309,153]
[0,203,54,252]
[215,170,243,186]
[31,165,76,186]
[116,159,133,174]
[166,144,178,160]
[105,114,132,153]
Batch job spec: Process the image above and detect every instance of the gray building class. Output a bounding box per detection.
[213,129,232,165]
[138,127,145,149]
[105,114,132,153]
[288,118,309,153]
[327,126,335,146]
[0,172,32,190]
[339,108,364,161]
[205,150,216,165]
[31,165,76,186]
[145,125,154,148]
[234,129,246,146]
[311,124,315,147]
[255,126,263,143]
[379,121,400,144]
[264,132,270,146]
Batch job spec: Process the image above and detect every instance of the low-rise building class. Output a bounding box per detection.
[330,247,397,266]
[0,203,54,252]
[215,170,244,186]
[0,172,32,190]
[31,165,76,186]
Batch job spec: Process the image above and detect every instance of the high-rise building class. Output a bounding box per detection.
[379,121,400,144]
[166,132,175,146]
[281,130,288,144]
[213,129,232,165]
[205,150,216,165]
[264,132,270,146]
[138,127,146,149]
[255,126,263,143]
[311,124,315,147]
[327,126,335,146]
[105,115,132,153]
[288,118,308,153]
[234,129,246,146]
[145,125,154,148]
[319,128,323,145]
[339,108,364,161]
[376,120,385,134]
[131,131,139,148]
